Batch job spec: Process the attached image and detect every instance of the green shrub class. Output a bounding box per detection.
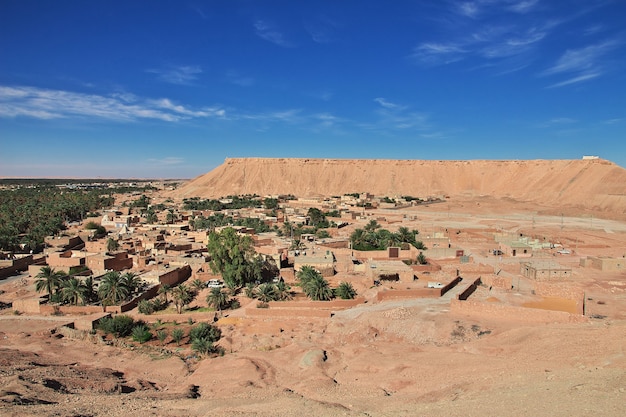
[138,299,154,315]
[335,282,357,300]
[191,337,213,355]
[98,315,136,337]
[189,322,221,343]
[171,328,185,345]
[157,329,168,344]
[131,324,153,343]
[229,299,241,310]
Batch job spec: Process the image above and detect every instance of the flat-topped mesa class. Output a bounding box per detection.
[175,158,626,218]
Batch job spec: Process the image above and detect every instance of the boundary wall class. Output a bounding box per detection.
[457,277,482,301]
[376,276,461,301]
[450,299,588,323]
[246,308,332,318]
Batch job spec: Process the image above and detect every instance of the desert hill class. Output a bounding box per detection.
[174,158,626,217]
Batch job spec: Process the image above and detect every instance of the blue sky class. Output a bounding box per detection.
[1,0,625,178]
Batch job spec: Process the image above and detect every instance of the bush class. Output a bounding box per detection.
[256,301,269,309]
[189,322,221,343]
[157,329,168,344]
[84,221,100,230]
[335,282,357,300]
[171,328,185,345]
[131,324,152,343]
[138,299,154,315]
[191,337,214,355]
[229,299,241,310]
[98,315,136,337]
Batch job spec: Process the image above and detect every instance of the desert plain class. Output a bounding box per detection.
[1,158,625,416]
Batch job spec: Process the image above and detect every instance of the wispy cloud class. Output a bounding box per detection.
[146,65,202,85]
[546,72,601,88]
[374,97,405,110]
[147,157,185,165]
[537,117,577,127]
[305,15,338,44]
[412,43,466,65]
[254,20,293,47]
[453,0,540,18]
[0,85,225,122]
[508,0,539,14]
[543,39,621,87]
[226,71,254,87]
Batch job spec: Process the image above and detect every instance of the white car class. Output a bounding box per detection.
[207,279,224,288]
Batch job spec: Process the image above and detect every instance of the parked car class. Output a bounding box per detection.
[207,279,224,288]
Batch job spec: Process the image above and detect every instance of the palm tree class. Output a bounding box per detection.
[296,265,318,284]
[335,281,357,300]
[206,287,229,313]
[397,226,417,245]
[98,271,129,306]
[60,277,87,305]
[120,272,141,298]
[83,276,97,304]
[364,219,381,232]
[255,283,277,303]
[275,281,292,301]
[172,284,192,314]
[191,279,205,294]
[35,266,66,298]
[303,274,333,301]
[158,284,171,303]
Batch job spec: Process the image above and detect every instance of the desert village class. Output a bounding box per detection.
[1,157,625,416]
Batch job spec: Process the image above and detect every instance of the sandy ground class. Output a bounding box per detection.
[1,199,625,416]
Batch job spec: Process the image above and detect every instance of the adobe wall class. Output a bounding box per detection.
[0,255,38,279]
[375,276,461,301]
[410,263,441,273]
[103,257,133,271]
[40,305,104,315]
[376,288,441,301]
[73,313,111,331]
[12,297,44,314]
[480,275,513,290]
[318,241,350,249]
[533,282,585,315]
[159,265,192,286]
[450,299,588,324]
[268,297,365,310]
[457,278,482,301]
[246,307,332,318]
[193,271,222,282]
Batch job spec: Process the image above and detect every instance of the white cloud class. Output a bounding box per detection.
[546,72,601,88]
[254,20,293,47]
[146,65,202,85]
[374,97,404,109]
[508,0,539,14]
[226,71,254,87]
[0,85,224,122]
[544,40,617,75]
[542,39,621,87]
[458,2,480,18]
[147,157,184,165]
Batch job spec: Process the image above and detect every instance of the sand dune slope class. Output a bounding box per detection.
[174,158,626,216]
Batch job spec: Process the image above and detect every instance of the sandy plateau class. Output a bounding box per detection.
[1,159,626,416]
